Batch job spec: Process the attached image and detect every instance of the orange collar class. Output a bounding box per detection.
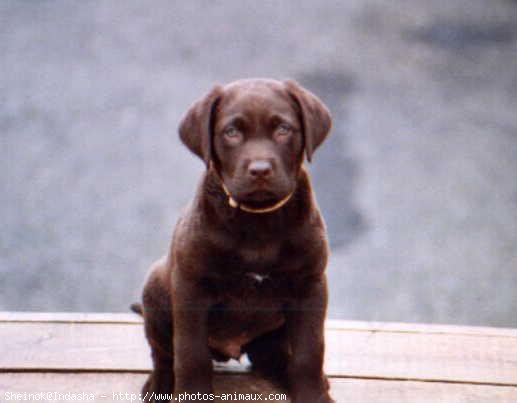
[219,180,294,214]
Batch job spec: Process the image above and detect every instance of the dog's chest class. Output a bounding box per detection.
[236,241,281,265]
[245,272,269,283]
[206,242,298,360]
[208,239,298,295]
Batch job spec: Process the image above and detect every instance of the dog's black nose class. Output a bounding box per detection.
[248,160,272,178]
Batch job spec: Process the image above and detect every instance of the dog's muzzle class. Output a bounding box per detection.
[210,162,293,214]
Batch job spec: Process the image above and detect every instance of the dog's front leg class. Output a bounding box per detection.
[286,276,334,403]
[172,274,213,398]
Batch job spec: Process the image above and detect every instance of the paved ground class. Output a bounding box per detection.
[1,0,517,326]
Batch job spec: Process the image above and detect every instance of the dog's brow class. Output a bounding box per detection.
[218,114,248,130]
[269,114,298,129]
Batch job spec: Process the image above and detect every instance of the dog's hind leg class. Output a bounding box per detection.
[141,260,174,401]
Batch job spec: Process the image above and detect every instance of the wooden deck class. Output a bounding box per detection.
[0,312,516,402]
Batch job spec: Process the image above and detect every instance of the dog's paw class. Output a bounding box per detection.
[141,373,174,403]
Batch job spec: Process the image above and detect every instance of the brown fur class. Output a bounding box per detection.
[139,79,334,403]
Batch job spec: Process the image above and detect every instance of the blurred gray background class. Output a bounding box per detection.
[1,0,516,327]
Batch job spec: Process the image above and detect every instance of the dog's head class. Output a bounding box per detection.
[179,79,331,210]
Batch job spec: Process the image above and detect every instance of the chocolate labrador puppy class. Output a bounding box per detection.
[139,78,334,403]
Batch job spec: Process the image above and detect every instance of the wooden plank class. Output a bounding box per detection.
[1,321,517,386]
[3,312,517,338]
[324,328,517,386]
[326,319,517,338]
[0,312,142,324]
[0,322,151,372]
[1,373,517,403]
[330,378,517,402]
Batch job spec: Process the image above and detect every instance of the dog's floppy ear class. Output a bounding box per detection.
[179,85,223,166]
[284,80,332,162]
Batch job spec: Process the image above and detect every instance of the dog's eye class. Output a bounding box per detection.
[276,123,293,137]
[223,126,241,140]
